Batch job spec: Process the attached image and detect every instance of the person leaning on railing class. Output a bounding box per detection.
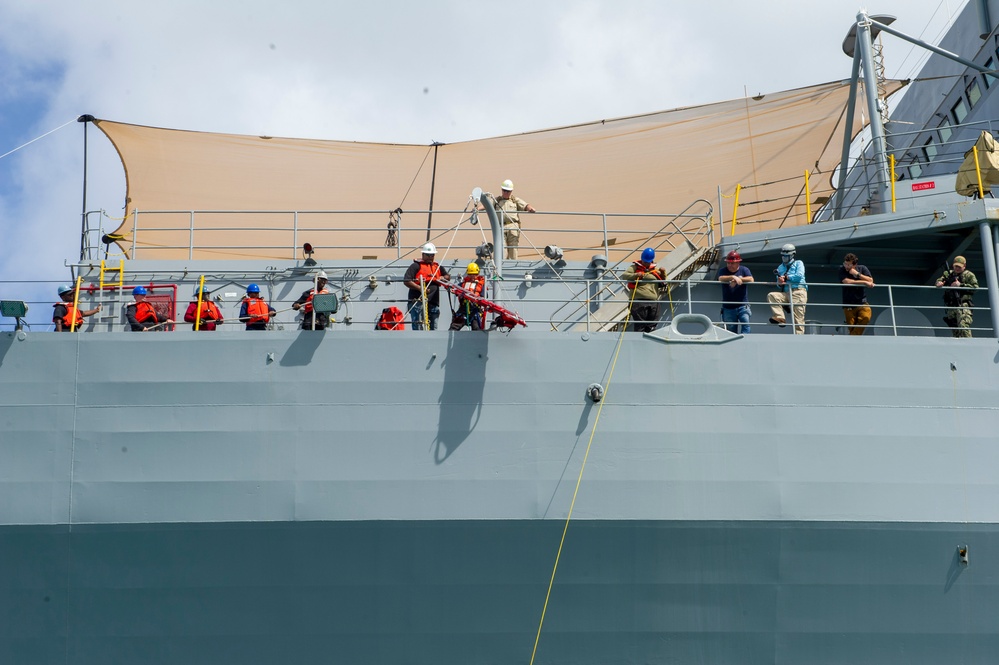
[935,256,978,338]
[126,286,174,331]
[239,283,276,331]
[838,253,875,336]
[292,271,331,331]
[53,284,101,332]
[716,250,753,334]
[767,243,807,334]
[621,247,665,333]
[183,285,223,331]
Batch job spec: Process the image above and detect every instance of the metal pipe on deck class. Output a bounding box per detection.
[856,12,891,214]
[77,115,96,262]
[476,188,504,302]
[834,49,861,221]
[976,0,993,39]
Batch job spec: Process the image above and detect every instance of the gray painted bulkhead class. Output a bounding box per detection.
[1,328,997,664]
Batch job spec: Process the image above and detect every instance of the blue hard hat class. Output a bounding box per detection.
[57,284,74,295]
[641,247,656,263]
[246,283,261,293]
[132,286,148,296]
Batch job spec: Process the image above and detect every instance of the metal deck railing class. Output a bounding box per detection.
[3,275,990,338]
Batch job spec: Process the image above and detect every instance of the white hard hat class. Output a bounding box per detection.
[316,270,328,280]
[501,179,514,190]
[421,242,437,254]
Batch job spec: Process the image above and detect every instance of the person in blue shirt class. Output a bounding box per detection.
[767,243,807,334]
[716,250,753,333]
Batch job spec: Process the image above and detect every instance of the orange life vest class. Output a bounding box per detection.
[375,306,405,330]
[627,261,663,289]
[134,300,159,323]
[412,261,443,288]
[191,301,221,324]
[55,303,84,329]
[302,287,330,314]
[245,297,270,323]
[461,275,485,298]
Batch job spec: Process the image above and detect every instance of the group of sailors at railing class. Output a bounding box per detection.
[624,245,982,338]
[121,277,329,332]
[43,248,985,336]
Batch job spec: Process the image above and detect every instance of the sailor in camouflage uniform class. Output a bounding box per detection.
[935,256,979,338]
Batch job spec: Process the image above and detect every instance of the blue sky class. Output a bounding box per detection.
[0,0,966,328]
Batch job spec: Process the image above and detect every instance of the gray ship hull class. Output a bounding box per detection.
[2,330,997,663]
[4,520,997,664]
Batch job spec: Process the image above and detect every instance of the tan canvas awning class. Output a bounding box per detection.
[96,79,903,261]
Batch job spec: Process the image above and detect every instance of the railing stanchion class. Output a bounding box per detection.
[887,284,898,337]
[585,280,591,332]
[601,214,609,261]
[132,209,139,257]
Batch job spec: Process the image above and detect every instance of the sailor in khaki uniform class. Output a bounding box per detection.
[493,179,535,260]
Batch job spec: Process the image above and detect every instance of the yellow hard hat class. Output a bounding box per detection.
[466,262,480,275]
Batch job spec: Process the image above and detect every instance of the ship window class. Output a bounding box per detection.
[922,137,938,162]
[984,58,995,89]
[952,97,969,123]
[909,162,923,179]
[938,118,953,143]
[967,78,983,107]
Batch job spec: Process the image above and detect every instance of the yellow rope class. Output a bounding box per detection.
[529,284,639,665]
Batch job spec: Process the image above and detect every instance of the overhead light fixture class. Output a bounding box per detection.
[303,242,317,266]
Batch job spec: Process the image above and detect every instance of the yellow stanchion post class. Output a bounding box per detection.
[890,154,897,212]
[69,276,83,332]
[194,275,206,331]
[729,184,741,236]
[804,170,812,223]
[974,145,985,199]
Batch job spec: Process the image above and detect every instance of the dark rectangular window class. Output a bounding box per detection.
[952,97,969,123]
[939,118,953,143]
[923,137,938,162]
[984,57,995,89]
[967,78,983,106]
